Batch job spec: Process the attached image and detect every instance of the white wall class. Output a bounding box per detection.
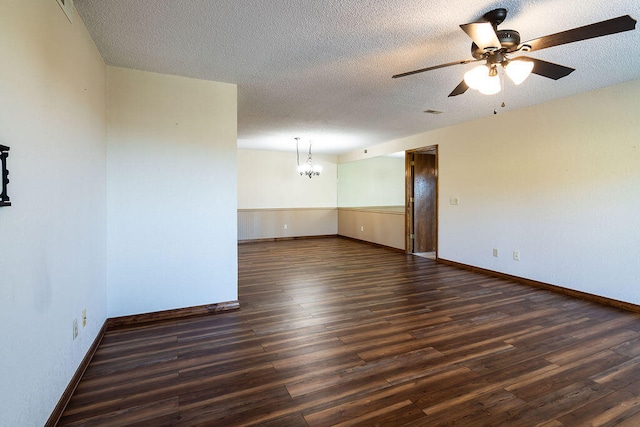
[0,2,107,425]
[342,80,640,305]
[107,67,238,317]
[238,149,337,209]
[338,156,405,207]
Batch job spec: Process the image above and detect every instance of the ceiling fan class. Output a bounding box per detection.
[392,9,637,97]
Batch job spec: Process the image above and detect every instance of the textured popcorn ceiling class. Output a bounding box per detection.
[75,0,640,155]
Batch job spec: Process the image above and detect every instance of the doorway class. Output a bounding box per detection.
[405,147,438,258]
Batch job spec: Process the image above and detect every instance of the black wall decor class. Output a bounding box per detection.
[0,145,10,207]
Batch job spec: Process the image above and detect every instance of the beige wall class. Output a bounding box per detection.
[238,208,337,241]
[0,2,107,425]
[336,155,406,249]
[340,79,640,305]
[107,67,238,317]
[338,207,405,250]
[238,149,337,209]
[1,5,239,423]
[238,149,339,239]
[238,150,408,245]
[338,155,405,207]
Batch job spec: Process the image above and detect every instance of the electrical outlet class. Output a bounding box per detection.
[513,251,520,261]
[493,248,498,257]
[82,309,87,327]
[73,318,78,339]
[450,197,459,205]
[360,226,364,232]
[283,224,288,230]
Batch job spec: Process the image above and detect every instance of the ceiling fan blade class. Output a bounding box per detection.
[528,57,575,80]
[448,80,469,97]
[392,58,481,78]
[460,22,501,51]
[518,15,637,52]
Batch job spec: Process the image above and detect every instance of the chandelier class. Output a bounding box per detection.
[295,137,322,178]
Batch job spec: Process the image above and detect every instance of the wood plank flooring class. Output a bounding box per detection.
[59,237,640,426]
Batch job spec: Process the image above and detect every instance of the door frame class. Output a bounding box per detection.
[405,146,438,257]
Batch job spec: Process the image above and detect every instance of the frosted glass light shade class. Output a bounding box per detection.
[463,65,490,90]
[464,65,500,95]
[505,59,534,85]
[478,74,501,95]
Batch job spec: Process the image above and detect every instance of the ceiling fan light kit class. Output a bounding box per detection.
[463,58,534,95]
[393,8,637,98]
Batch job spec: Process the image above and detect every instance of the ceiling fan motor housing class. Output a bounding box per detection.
[471,30,521,59]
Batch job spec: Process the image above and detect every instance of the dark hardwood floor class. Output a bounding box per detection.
[59,237,640,426]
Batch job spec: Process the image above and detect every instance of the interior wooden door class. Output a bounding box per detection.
[412,152,437,253]
[405,153,414,253]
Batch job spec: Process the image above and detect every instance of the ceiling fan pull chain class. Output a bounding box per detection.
[499,69,508,112]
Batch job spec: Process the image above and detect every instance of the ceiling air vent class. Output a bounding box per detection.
[423,109,443,115]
